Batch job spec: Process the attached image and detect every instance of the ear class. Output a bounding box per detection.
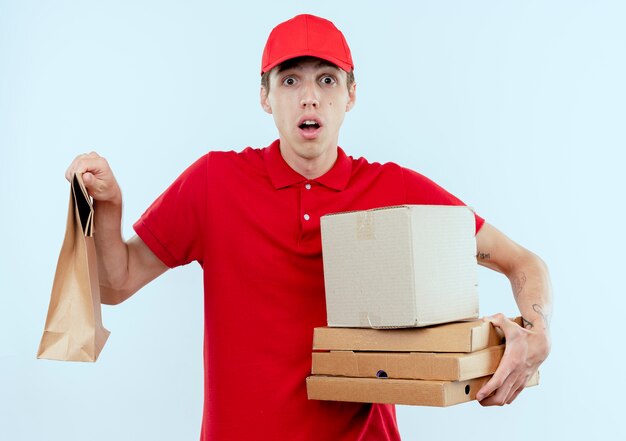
[345,82,357,112]
[260,86,272,114]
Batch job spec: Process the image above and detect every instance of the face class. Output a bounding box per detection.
[260,58,356,170]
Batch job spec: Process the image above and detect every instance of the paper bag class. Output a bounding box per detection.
[37,173,110,362]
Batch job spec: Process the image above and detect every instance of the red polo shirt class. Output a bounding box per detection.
[134,140,484,441]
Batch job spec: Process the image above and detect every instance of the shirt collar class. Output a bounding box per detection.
[264,139,352,191]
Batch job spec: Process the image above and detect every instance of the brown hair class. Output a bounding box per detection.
[261,56,355,92]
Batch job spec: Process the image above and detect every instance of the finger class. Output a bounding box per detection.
[506,382,525,405]
[477,364,509,401]
[480,387,512,407]
[504,373,528,405]
[483,313,509,343]
[65,156,80,181]
[484,313,520,336]
[82,172,95,185]
[483,312,506,326]
[479,372,518,406]
[69,155,105,181]
[477,332,515,401]
[65,153,93,181]
[477,337,523,401]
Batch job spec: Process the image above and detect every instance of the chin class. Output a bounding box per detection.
[295,147,324,160]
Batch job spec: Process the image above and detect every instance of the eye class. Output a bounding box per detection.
[282,76,297,86]
[320,75,336,86]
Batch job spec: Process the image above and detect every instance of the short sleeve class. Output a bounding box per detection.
[401,167,485,234]
[133,155,208,268]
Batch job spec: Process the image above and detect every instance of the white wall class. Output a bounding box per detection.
[1,1,624,439]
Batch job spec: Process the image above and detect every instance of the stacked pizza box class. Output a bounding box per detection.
[306,317,538,406]
[306,206,538,406]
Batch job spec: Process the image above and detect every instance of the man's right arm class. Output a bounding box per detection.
[66,152,168,305]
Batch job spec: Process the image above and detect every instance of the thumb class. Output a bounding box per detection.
[81,172,97,196]
[82,172,94,186]
[484,313,509,329]
[485,313,525,346]
[483,313,517,340]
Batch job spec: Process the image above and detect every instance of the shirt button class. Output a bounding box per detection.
[303,214,310,221]
[305,183,312,190]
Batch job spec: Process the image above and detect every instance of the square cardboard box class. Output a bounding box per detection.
[306,371,539,407]
[311,345,504,381]
[321,205,478,328]
[313,318,511,353]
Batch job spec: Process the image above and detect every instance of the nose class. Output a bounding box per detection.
[300,82,319,108]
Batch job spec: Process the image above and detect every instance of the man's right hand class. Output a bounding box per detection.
[65,152,122,205]
[64,151,168,304]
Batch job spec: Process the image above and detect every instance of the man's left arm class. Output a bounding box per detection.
[474,222,552,406]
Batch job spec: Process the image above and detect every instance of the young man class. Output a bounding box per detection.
[66,14,551,441]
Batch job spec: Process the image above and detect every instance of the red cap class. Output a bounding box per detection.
[261,14,354,75]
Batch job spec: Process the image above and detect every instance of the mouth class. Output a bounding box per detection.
[298,119,321,131]
[297,118,322,140]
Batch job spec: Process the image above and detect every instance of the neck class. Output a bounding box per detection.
[279,140,338,180]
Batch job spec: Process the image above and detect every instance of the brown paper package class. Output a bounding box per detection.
[37,173,110,362]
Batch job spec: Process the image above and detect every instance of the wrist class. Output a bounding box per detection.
[93,197,124,235]
[529,329,551,362]
[94,194,123,210]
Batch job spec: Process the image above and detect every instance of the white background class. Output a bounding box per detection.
[1,1,624,440]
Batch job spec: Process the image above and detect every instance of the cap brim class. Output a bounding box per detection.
[261,51,353,74]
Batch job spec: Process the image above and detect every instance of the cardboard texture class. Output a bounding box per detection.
[321,205,479,328]
[313,318,506,353]
[312,345,504,381]
[306,371,539,407]
[37,174,110,362]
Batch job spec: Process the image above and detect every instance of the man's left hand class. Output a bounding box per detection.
[476,313,551,406]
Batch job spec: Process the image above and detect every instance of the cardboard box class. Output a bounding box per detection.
[306,371,539,407]
[312,345,504,381]
[313,318,507,353]
[321,205,479,328]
